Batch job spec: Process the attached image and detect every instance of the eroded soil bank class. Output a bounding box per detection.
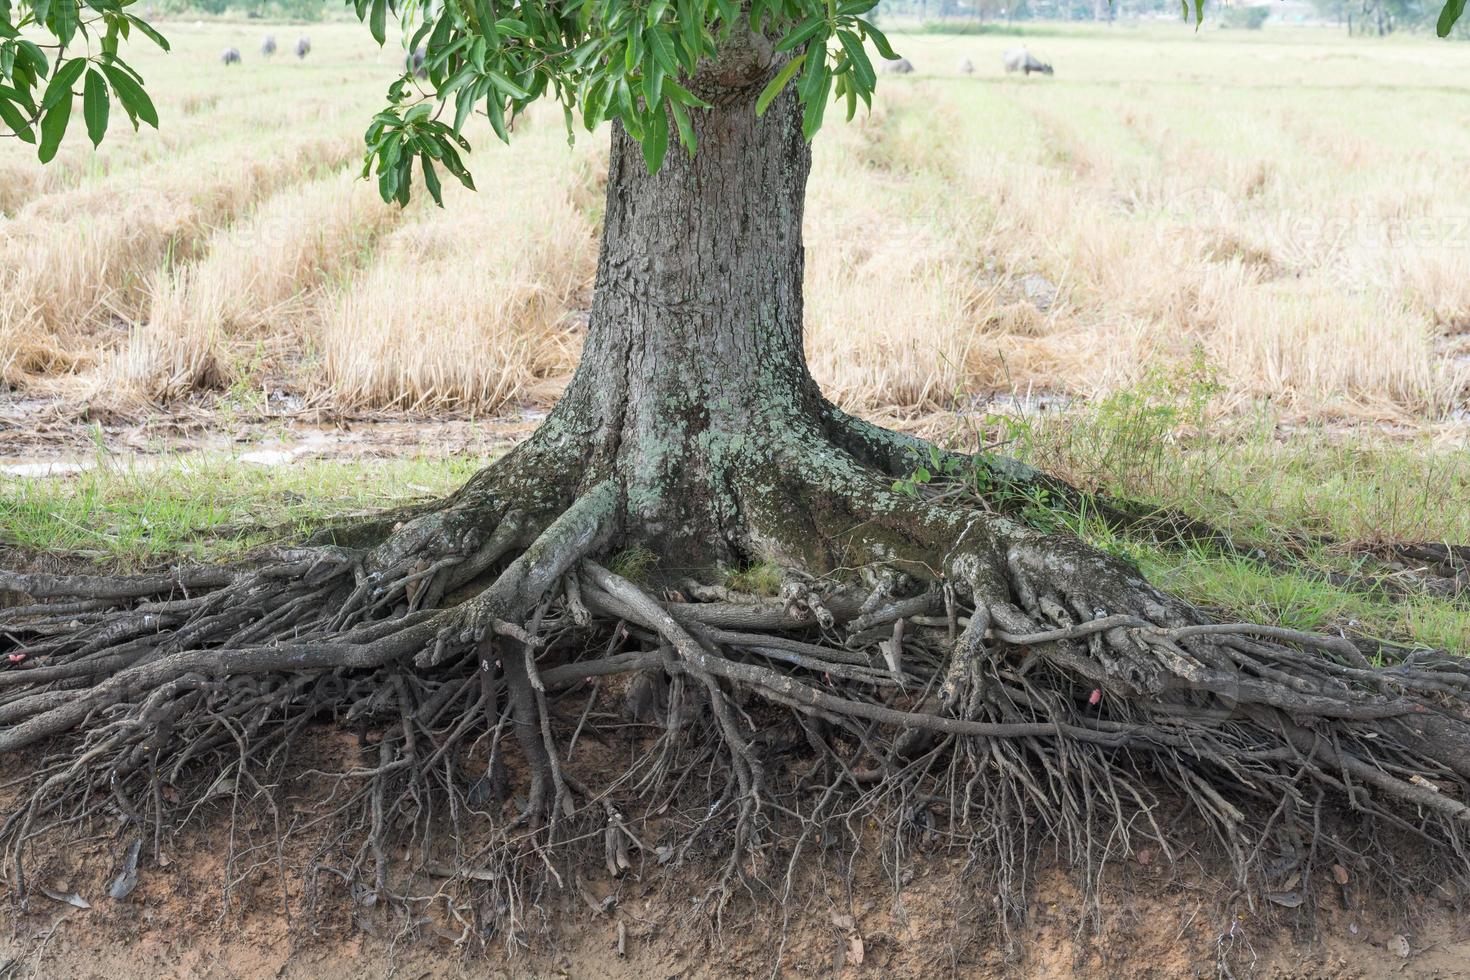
[1,735,1467,980]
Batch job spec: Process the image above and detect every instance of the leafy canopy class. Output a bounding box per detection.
[2,0,1466,204]
[356,0,900,204]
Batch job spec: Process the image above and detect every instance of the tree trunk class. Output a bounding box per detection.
[536,64,823,568]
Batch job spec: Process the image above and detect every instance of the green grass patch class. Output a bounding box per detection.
[724,561,785,597]
[1072,516,1470,654]
[906,366,1470,653]
[0,454,483,569]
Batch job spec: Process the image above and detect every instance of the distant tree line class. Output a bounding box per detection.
[151,0,331,21]
[1309,0,1459,34]
[880,0,1468,33]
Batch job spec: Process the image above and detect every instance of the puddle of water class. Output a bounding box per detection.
[237,449,296,466]
[0,460,96,478]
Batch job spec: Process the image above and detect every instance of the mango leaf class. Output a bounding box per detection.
[82,67,107,146]
[669,97,694,153]
[41,56,85,113]
[421,155,442,205]
[755,52,804,117]
[487,69,529,100]
[0,93,36,143]
[836,29,874,92]
[640,101,668,173]
[859,20,897,61]
[37,87,71,162]
[369,0,388,44]
[100,62,157,128]
[124,13,168,49]
[775,15,827,53]
[1438,0,1466,35]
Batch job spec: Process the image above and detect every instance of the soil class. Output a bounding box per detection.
[1,725,1467,980]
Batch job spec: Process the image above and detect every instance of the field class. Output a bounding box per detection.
[2,20,1470,975]
[2,22,1470,420]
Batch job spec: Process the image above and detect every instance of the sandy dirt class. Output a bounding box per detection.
[2,732,1466,980]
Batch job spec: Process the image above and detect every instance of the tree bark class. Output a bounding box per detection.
[542,62,822,568]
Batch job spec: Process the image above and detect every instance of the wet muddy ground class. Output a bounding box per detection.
[0,391,543,478]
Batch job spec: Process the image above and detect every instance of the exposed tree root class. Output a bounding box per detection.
[2,426,1468,955]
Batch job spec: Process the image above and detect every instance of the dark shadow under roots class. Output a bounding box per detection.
[1,420,1469,965]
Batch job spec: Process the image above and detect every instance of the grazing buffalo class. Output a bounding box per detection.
[1002,46,1053,75]
[957,57,974,74]
[295,36,312,59]
[260,35,277,57]
[221,47,241,66]
[882,57,914,74]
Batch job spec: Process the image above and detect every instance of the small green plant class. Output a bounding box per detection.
[606,545,658,584]
[892,444,964,497]
[725,560,784,596]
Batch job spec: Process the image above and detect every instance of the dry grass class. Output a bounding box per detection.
[0,21,1466,426]
[315,107,599,412]
[109,170,404,401]
[0,136,361,385]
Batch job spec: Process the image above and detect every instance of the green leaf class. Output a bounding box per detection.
[669,97,694,153]
[1438,0,1465,35]
[661,78,710,108]
[640,102,668,173]
[41,57,86,113]
[643,53,665,105]
[0,94,36,143]
[421,155,443,206]
[797,52,830,140]
[82,67,107,146]
[0,80,35,114]
[775,16,827,53]
[368,0,387,45]
[487,69,530,100]
[453,79,480,130]
[17,40,50,78]
[124,14,169,50]
[49,0,78,48]
[859,20,898,61]
[756,52,804,117]
[486,92,509,142]
[646,25,679,77]
[370,0,388,45]
[100,62,156,128]
[677,0,702,67]
[37,87,71,162]
[836,29,874,92]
